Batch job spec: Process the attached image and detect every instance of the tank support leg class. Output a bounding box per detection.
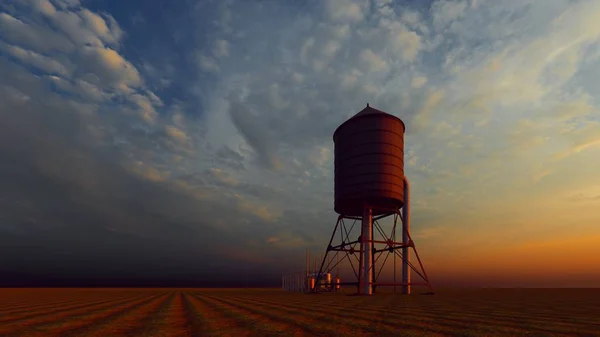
[314,216,342,292]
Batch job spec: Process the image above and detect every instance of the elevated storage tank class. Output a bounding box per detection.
[310,104,432,296]
[333,104,406,216]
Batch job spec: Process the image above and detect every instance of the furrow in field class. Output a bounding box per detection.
[0,299,92,312]
[180,293,251,337]
[0,290,107,302]
[453,309,586,333]
[0,290,137,309]
[182,291,250,337]
[0,294,158,336]
[0,290,140,310]
[198,293,398,337]
[159,292,193,337]
[204,294,369,336]
[127,292,192,337]
[191,291,376,310]
[191,293,315,337]
[389,298,593,336]
[57,292,172,337]
[210,293,425,314]
[212,295,438,324]
[208,294,457,336]
[0,294,144,324]
[399,300,592,335]
[440,301,563,320]
[356,294,397,333]
[275,295,553,335]
[236,294,591,336]
[225,293,579,335]
[0,294,140,318]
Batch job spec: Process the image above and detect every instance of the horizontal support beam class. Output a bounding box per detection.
[331,282,359,286]
[371,240,409,246]
[330,240,360,249]
[375,246,404,254]
[373,213,395,221]
[373,282,431,287]
[329,248,361,253]
[330,243,410,254]
[341,216,363,220]
[339,208,399,219]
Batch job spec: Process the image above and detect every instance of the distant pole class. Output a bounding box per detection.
[361,206,373,295]
[320,253,323,273]
[305,248,309,292]
[371,218,376,293]
[306,248,309,277]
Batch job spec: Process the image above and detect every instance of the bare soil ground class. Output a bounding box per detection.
[0,288,598,336]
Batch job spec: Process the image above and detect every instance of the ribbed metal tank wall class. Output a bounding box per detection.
[333,105,406,216]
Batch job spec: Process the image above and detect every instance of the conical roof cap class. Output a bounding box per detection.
[334,104,406,140]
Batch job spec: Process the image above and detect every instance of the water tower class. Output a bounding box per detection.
[312,104,433,295]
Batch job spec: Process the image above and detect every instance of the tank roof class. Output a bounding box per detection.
[351,103,388,118]
[333,104,406,140]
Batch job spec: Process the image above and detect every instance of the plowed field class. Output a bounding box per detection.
[0,288,598,336]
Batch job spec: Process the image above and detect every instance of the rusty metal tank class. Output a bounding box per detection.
[333,104,406,216]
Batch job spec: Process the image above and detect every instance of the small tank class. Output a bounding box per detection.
[333,104,406,216]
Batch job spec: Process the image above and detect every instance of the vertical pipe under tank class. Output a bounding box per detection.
[371,220,376,293]
[361,206,373,295]
[402,176,411,295]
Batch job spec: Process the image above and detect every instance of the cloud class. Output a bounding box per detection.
[381,19,423,62]
[2,0,600,287]
[325,0,369,23]
[79,47,142,91]
[165,125,188,144]
[359,48,389,72]
[197,53,220,73]
[48,75,106,102]
[411,75,428,89]
[431,0,468,31]
[0,0,158,126]
[215,146,246,171]
[212,39,230,58]
[0,41,69,75]
[0,12,74,52]
[227,100,280,170]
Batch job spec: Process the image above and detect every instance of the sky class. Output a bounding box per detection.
[0,0,599,288]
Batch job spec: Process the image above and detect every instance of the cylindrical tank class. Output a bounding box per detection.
[333,104,406,216]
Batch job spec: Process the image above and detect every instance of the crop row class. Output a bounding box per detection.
[190,291,599,337]
[0,290,597,336]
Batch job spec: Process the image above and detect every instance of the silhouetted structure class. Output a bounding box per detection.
[313,104,433,295]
